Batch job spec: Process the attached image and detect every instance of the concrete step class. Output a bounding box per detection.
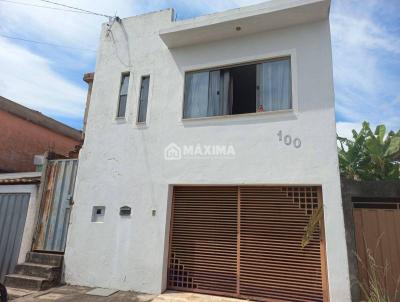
[14,262,61,281]
[26,252,63,267]
[4,274,55,291]
[5,287,35,300]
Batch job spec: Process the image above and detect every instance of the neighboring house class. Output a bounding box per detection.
[0,96,82,172]
[64,0,351,301]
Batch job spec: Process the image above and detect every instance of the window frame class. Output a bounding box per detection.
[116,72,130,119]
[136,75,151,124]
[181,52,297,121]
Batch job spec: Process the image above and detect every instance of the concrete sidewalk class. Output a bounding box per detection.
[10,286,248,302]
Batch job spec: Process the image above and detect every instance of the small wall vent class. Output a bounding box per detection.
[92,206,105,223]
[120,206,131,216]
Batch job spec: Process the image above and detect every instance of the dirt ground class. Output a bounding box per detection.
[10,286,248,302]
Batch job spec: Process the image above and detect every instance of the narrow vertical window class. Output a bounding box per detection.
[137,76,150,123]
[117,73,130,118]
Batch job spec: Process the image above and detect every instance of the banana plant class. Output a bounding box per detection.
[337,122,400,180]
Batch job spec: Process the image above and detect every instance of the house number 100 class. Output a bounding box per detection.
[277,130,302,149]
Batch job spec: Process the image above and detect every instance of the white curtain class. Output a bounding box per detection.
[257,58,291,111]
[220,70,232,115]
[207,70,231,116]
[184,70,232,118]
[183,71,209,118]
[208,70,221,116]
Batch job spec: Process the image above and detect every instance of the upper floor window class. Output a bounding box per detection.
[117,73,130,118]
[183,57,291,119]
[137,76,150,123]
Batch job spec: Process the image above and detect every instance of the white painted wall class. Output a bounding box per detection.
[64,6,351,302]
[0,183,39,263]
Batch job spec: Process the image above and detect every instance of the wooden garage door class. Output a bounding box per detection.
[168,186,328,302]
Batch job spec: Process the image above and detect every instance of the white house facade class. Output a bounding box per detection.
[64,0,352,301]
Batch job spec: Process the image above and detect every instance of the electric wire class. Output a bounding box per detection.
[0,0,93,14]
[36,0,113,18]
[0,33,96,52]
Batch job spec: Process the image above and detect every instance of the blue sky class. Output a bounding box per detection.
[0,0,399,138]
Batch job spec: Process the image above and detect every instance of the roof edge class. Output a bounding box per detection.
[0,96,82,141]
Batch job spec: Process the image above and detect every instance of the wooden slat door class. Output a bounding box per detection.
[168,186,327,302]
[353,208,400,301]
[239,186,325,302]
[168,186,238,295]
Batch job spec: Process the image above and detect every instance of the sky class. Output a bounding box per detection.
[0,0,399,138]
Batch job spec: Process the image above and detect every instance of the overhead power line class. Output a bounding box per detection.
[0,0,93,14]
[0,33,96,52]
[36,0,113,18]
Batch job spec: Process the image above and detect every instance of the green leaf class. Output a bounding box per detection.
[337,121,400,181]
[366,139,382,157]
[374,125,386,144]
[384,137,400,157]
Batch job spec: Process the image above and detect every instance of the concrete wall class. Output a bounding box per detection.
[64,9,351,302]
[0,110,80,172]
[0,183,39,263]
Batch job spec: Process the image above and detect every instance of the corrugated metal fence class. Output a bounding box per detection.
[0,193,30,282]
[33,159,78,252]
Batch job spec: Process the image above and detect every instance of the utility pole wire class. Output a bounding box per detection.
[36,0,113,18]
[0,0,93,14]
[0,33,96,52]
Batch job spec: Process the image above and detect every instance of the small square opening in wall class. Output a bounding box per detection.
[92,206,105,223]
[120,206,131,216]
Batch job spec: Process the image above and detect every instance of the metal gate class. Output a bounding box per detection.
[33,159,78,252]
[353,199,400,301]
[168,186,328,302]
[0,193,30,282]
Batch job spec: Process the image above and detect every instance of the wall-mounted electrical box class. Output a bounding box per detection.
[120,206,131,216]
[92,206,105,223]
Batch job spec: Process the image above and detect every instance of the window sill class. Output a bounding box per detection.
[135,122,148,129]
[114,117,127,124]
[181,109,296,123]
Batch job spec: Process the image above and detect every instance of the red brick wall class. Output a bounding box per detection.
[0,110,80,172]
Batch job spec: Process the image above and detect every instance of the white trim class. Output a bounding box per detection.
[181,109,297,124]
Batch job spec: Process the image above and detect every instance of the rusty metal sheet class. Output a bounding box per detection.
[33,159,78,252]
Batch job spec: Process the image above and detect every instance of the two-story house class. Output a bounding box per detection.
[64,0,351,301]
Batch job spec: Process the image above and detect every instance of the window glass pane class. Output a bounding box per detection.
[138,76,150,123]
[117,74,129,118]
[117,95,127,117]
[257,58,291,111]
[183,71,209,118]
[120,74,130,96]
[182,57,291,119]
